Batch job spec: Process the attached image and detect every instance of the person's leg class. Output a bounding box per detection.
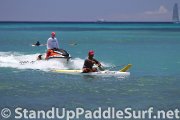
[46,49,52,60]
[82,68,91,73]
[92,68,98,72]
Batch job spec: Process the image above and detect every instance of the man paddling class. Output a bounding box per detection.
[46,32,60,59]
[82,50,102,73]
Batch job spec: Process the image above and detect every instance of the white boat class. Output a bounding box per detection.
[96,19,106,23]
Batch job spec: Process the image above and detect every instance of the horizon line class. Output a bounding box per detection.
[0,20,174,23]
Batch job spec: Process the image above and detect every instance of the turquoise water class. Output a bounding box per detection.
[0,22,180,119]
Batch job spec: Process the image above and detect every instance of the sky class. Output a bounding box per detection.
[0,0,180,22]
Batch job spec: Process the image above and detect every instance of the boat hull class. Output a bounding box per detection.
[53,69,130,77]
[47,57,70,63]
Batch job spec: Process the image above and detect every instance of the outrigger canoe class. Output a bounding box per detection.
[53,64,132,77]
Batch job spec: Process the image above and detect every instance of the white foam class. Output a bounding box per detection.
[0,52,111,71]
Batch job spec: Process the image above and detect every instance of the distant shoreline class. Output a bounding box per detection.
[0,21,174,24]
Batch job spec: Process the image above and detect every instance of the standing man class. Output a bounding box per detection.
[46,32,59,59]
[82,50,102,73]
[47,32,59,50]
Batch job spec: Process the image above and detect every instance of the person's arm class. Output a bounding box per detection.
[93,59,101,67]
[93,58,104,71]
[47,38,51,49]
[45,50,51,60]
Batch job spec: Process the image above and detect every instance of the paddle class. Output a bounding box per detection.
[96,64,124,71]
[97,64,132,72]
[95,63,124,71]
[98,64,132,72]
[98,65,105,71]
[105,64,126,70]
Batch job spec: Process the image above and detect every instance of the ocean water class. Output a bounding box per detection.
[0,22,180,119]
